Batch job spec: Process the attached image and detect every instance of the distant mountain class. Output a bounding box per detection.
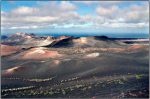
[1,32,36,45]
[1,32,55,48]
[49,36,126,48]
[1,35,8,40]
[1,33,128,48]
[94,36,109,40]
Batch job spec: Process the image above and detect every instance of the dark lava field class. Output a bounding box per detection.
[1,33,149,98]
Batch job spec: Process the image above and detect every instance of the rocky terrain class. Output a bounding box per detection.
[1,33,149,98]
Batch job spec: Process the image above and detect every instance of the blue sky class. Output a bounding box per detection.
[1,1,149,36]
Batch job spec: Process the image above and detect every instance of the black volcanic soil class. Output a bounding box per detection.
[1,34,149,98]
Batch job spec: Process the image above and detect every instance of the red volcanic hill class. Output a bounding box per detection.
[10,47,64,60]
[1,44,22,56]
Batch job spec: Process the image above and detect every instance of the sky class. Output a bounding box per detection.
[1,1,149,36]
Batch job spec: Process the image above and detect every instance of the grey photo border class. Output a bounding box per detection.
[0,0,149,99]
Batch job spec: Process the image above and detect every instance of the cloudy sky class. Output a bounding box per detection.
[1,1,149,35]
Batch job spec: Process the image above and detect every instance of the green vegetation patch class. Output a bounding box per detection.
[135,74,144,79]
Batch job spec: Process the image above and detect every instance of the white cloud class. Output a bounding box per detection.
[124,4,149,23]
[11,6,38,15]
[101,22,148,28]
[9,26,38,29]
[1,1,149,30]
[72,1,99,5]
[96,5,119,18]
[1,1,79,29]
[24,16,59,23]
[96,3,149,26]
[60,1,77,11]
[73,1,121,5]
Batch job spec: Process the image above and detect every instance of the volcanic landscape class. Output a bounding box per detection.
[1,32,149,98]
